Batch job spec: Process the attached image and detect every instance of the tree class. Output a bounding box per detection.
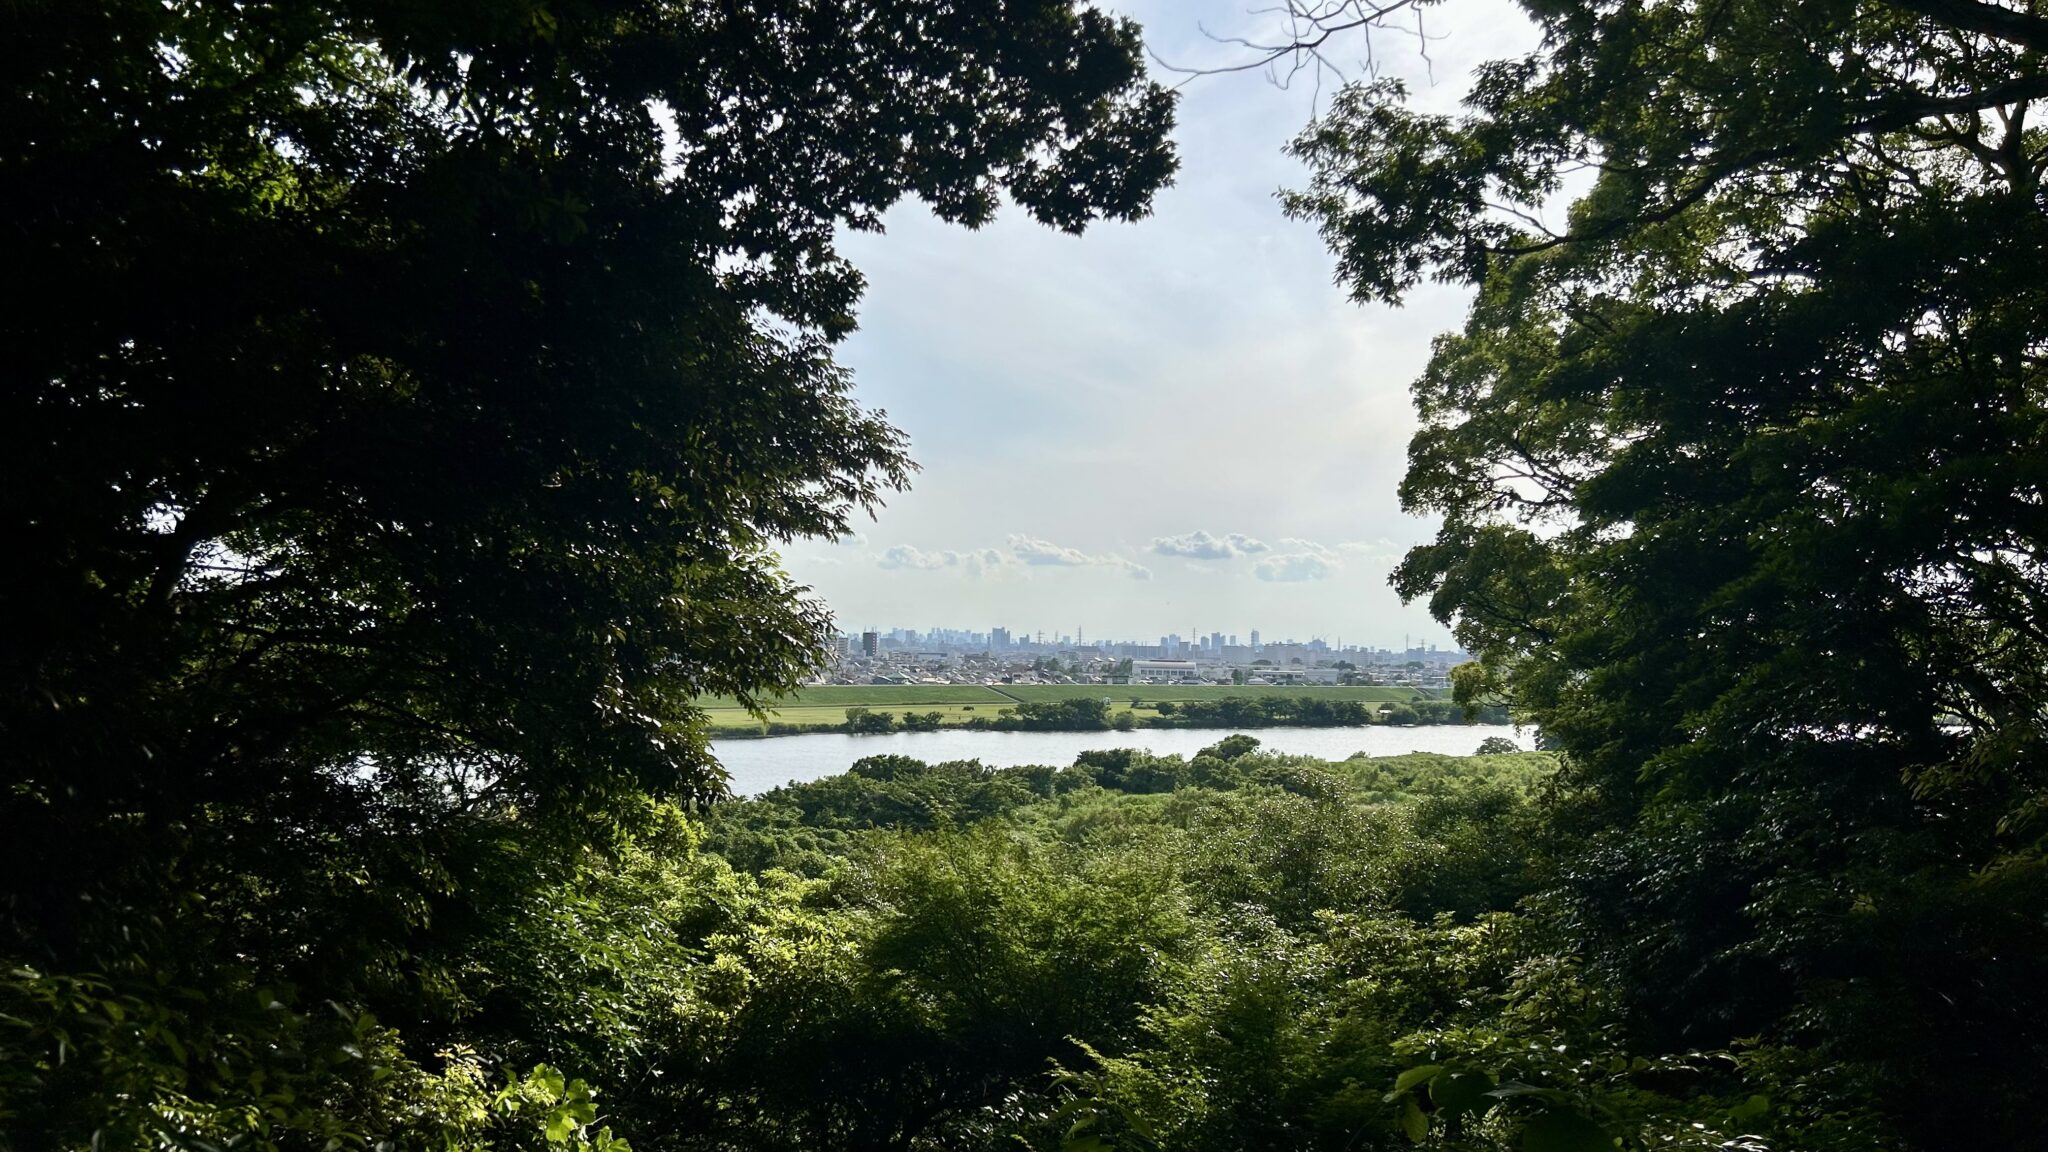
[0,3,1175,1145]
[1000,697,1113,731]
[1285,0,2048,1142]
[1198,734,1262,762]
[845,708,899,735]
[1474,737,1519,757]
[1378,703,1420,727]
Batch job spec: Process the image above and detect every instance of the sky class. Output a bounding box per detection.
[778,0,1538,649]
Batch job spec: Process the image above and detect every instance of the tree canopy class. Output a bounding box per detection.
[1284,0,2047,1143]
[0,2,1173,1144]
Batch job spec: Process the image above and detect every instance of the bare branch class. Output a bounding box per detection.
[1149,0,1436,98]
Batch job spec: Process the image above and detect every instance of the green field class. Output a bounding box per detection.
[996,684,1420,704]
[699,685,1013,731]
[699,685,1014,709]
[699,683,1425,732]
[702,702,1003,729]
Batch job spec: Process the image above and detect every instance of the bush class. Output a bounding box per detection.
[1072,749,1183,793]
[1198,734,1261,762]
[845,707,898,734]
[994,698,1112,731]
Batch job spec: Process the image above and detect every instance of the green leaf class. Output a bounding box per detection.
[1431,1071,1497,1117]
[1521,1109,1612,1152]
[1728,1094,1771,1121]
[1400,1095,1430,1143]
[1394,1064,1445,1094]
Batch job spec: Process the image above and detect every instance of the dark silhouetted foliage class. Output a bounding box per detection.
[0,2,1174,1144]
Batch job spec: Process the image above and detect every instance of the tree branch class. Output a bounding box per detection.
[1882,0,2048,54]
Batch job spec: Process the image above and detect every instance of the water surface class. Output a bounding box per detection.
[713,725,1531,796]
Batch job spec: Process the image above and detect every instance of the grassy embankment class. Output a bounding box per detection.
[698,683,1427,735]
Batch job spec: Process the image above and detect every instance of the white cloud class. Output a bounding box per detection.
[1338,538,1405,562]
[1008,535,1154,578]
[1254,552,1333,582]
[1149,529,1270,559]
[875,544,1008,575]
[1278,537,1338,560]
[1104,557,1155,581]
[881,537,1152,580]
[876,544,957,571]
[1008,535,1097,567]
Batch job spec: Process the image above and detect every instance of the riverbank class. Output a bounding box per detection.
[711,724,1533,795]
[708,688,1505,738]
[699,683,1444,735]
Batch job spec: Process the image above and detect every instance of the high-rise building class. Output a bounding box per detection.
[990,626,1011,651]
[860,631,880,658]
[1250,629,1262,650]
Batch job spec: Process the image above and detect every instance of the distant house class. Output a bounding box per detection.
[1129,659,1201,682]
[1245,666,1339,685]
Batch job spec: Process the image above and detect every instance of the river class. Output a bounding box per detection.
[712,724,1532,796]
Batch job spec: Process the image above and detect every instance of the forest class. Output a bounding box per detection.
[4,0,2044,1149]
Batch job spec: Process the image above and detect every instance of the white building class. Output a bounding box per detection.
[1247,666,1340,685]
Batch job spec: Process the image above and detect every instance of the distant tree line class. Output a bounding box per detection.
[816,695,1510,736]
[1154,695,1509,728]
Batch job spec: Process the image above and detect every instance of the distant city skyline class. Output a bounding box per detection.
[832,620,1457,655]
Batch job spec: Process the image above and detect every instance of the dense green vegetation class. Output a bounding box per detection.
[1278,0,2048,1144]
[7,0,2043,1148]
[1154,695,1506,728]
[1,1,1174,1146]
